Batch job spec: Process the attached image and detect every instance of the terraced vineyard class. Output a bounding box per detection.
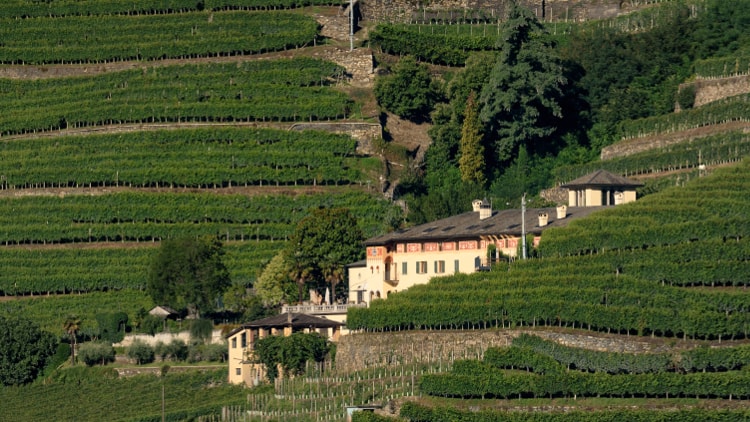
[0,0,396,350]
[350,160,750,339]
[0,58,352,136]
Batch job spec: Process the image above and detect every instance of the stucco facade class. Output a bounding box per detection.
[226,313,343,386]
[562,169,642,207]
[348,201,609,305]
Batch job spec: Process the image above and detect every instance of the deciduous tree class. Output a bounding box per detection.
[374,56,440,122]
[148,236,231,319]
[0,315,57,386]
[286,208,364,303]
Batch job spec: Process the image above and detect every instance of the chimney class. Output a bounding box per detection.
[556,205,567,219]
[538,212,549,227]
[472,199,483,212]
[479,198,492,220]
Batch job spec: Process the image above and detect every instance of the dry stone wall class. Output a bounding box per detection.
[335,329,676,372]
[360,0,645,24]
[290,122,381,153]
[679,74,750,110]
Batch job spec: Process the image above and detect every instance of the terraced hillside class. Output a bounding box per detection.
[3,0,750,421]
[0,0,400,337]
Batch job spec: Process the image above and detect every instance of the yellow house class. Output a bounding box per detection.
[561,169,642,207]
[347,199,608,304]
[226,313,343,386]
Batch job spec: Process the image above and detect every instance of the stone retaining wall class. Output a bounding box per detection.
[290,122,382,153]
[335,328,679,372]
[679,74,750,110]
[361,0,637,25]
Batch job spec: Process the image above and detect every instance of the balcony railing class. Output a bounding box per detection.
[281,303,367,315]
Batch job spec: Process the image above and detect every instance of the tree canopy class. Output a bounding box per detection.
[286,207,364,302]
[0,315,57,386]
[374,56,440,122]
[147,236,231,319]
[254,332,330,381]
[458,91,486,185]
[479,2,566,163]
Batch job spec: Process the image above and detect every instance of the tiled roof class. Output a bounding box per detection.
[226,313,343,337]
[560,169,643,188]
[364,205,606,246]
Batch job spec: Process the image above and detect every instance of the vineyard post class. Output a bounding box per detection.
[522,193,527,260]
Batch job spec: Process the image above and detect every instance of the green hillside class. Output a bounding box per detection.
[2,0,750,420]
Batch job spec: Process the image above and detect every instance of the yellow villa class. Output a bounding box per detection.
[226,313,343,386]
[347,170,642,304]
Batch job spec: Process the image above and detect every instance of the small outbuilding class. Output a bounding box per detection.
[560,169,643,207]
[148,305,179,319]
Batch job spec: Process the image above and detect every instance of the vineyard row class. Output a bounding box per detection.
[0,11,319,65]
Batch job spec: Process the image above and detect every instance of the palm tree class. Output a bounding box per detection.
[63,315,81,365]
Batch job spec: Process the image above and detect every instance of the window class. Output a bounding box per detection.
[434,260,445,274]
[416,261,427,274]
[241,333,247,348]
[235,368,241,376]
[402,262,408,275]
[231,337,237,349]
[454,260,460,273]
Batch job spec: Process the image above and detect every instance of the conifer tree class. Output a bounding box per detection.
[458,92,486,185]
[479,1,566,163]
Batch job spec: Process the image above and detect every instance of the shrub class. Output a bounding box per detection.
[140,315,163,336]
[374,56,440,123]
[189,319,214,344]
[165,339,188,362]
[676,84,696,110]
[78,342,116,366]
[188,343,227,363]
[127,340,155,365]
[95,312,128,344]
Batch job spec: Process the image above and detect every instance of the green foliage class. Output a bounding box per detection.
[0,315,57,386]
[127,340,156,365]
[254,253,297,307]
[0,291,153,336]
[140,314,165,336]
[254,332,330,381]
[458,92,486,185]
[369,24,496,66]
[3,367,246,421]
[374,56,440,122]
[541,160,750,256]
[677,84,697,110]
[95,312,128,344]
[0,128,364,189]
[478,3,566,163]
[353,411,403,422]
[77,342,116,366]
[0,0,346,19]
[617,93,750,141]
[287,207,364,302]
[148,236,231,318]
[694,55,750,78]
[0,11,320,65]
[400,401,750,421]
[188,343,228,363]
[164,339,189,362]
[189,318,215,344]
[555,131,750,184]
[0,58,351,136]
